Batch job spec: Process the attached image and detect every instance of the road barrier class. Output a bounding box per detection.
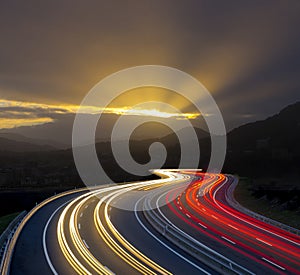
[227,176,300,236]
[143,198,254,275]
[0,187,91,275]
[0,211,27,273]
[0,183,116,275]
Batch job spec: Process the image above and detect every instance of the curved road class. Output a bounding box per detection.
[4,170,300,274]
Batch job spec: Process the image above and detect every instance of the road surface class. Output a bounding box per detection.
[3,170,300,274]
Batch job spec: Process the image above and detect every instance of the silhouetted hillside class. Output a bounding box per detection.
[160,126,210,145]
[1,102,299,178]
[0,137,55,152]
[224,102,300,177]
[225,102,300,212]
[0,133,64,149]
[0,114,190,147]
[228,102,300,152]
[0,102,300,216]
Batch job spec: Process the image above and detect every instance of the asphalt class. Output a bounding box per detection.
[8,184,215,275]
[149,175,299,274]
[10,190,87,275]
[8,173,300,275]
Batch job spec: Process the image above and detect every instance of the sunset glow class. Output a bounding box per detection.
[0,99,200,129]
[0,118,54,129]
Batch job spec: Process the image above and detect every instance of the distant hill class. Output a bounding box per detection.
[159,126,210,145]
[227,102,300,152]
[0,114,183,147]
[0,115,75,148]
[224,101,300,177]
[0,137,55,152]
[1,102,299,156]
[0,133,65,149]
[0,101,299,190]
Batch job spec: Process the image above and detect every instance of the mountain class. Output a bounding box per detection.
[224,101,300,177]
[227,102,300,152]
[0,137,56,152]
[1,102,299,155]
[0,133,65,149]
[0,101,299,190]
[0,114,184,147]
[0,115,75,148]
[160,126,210,145]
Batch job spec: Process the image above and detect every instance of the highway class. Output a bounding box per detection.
[4,170,300,274]
[148,172,300,274]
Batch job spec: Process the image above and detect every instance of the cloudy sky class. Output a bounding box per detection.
[0,0,299,132]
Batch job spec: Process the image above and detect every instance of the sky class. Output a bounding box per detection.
[0,0,300,133]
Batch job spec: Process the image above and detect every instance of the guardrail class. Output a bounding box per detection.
[0,211,27,273]
[0,183,118,275]
[143,198,254,275]
[0,187,92,275]
[226,176,300,236]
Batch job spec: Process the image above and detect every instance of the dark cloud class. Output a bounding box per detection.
[0,0,299,129]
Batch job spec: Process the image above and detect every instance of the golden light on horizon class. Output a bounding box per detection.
[0,117,54,129]
[0,98,201,129]
[111,107,200,119]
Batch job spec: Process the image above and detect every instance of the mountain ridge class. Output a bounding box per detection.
[0,137,55,152]
[0,101,299,153]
